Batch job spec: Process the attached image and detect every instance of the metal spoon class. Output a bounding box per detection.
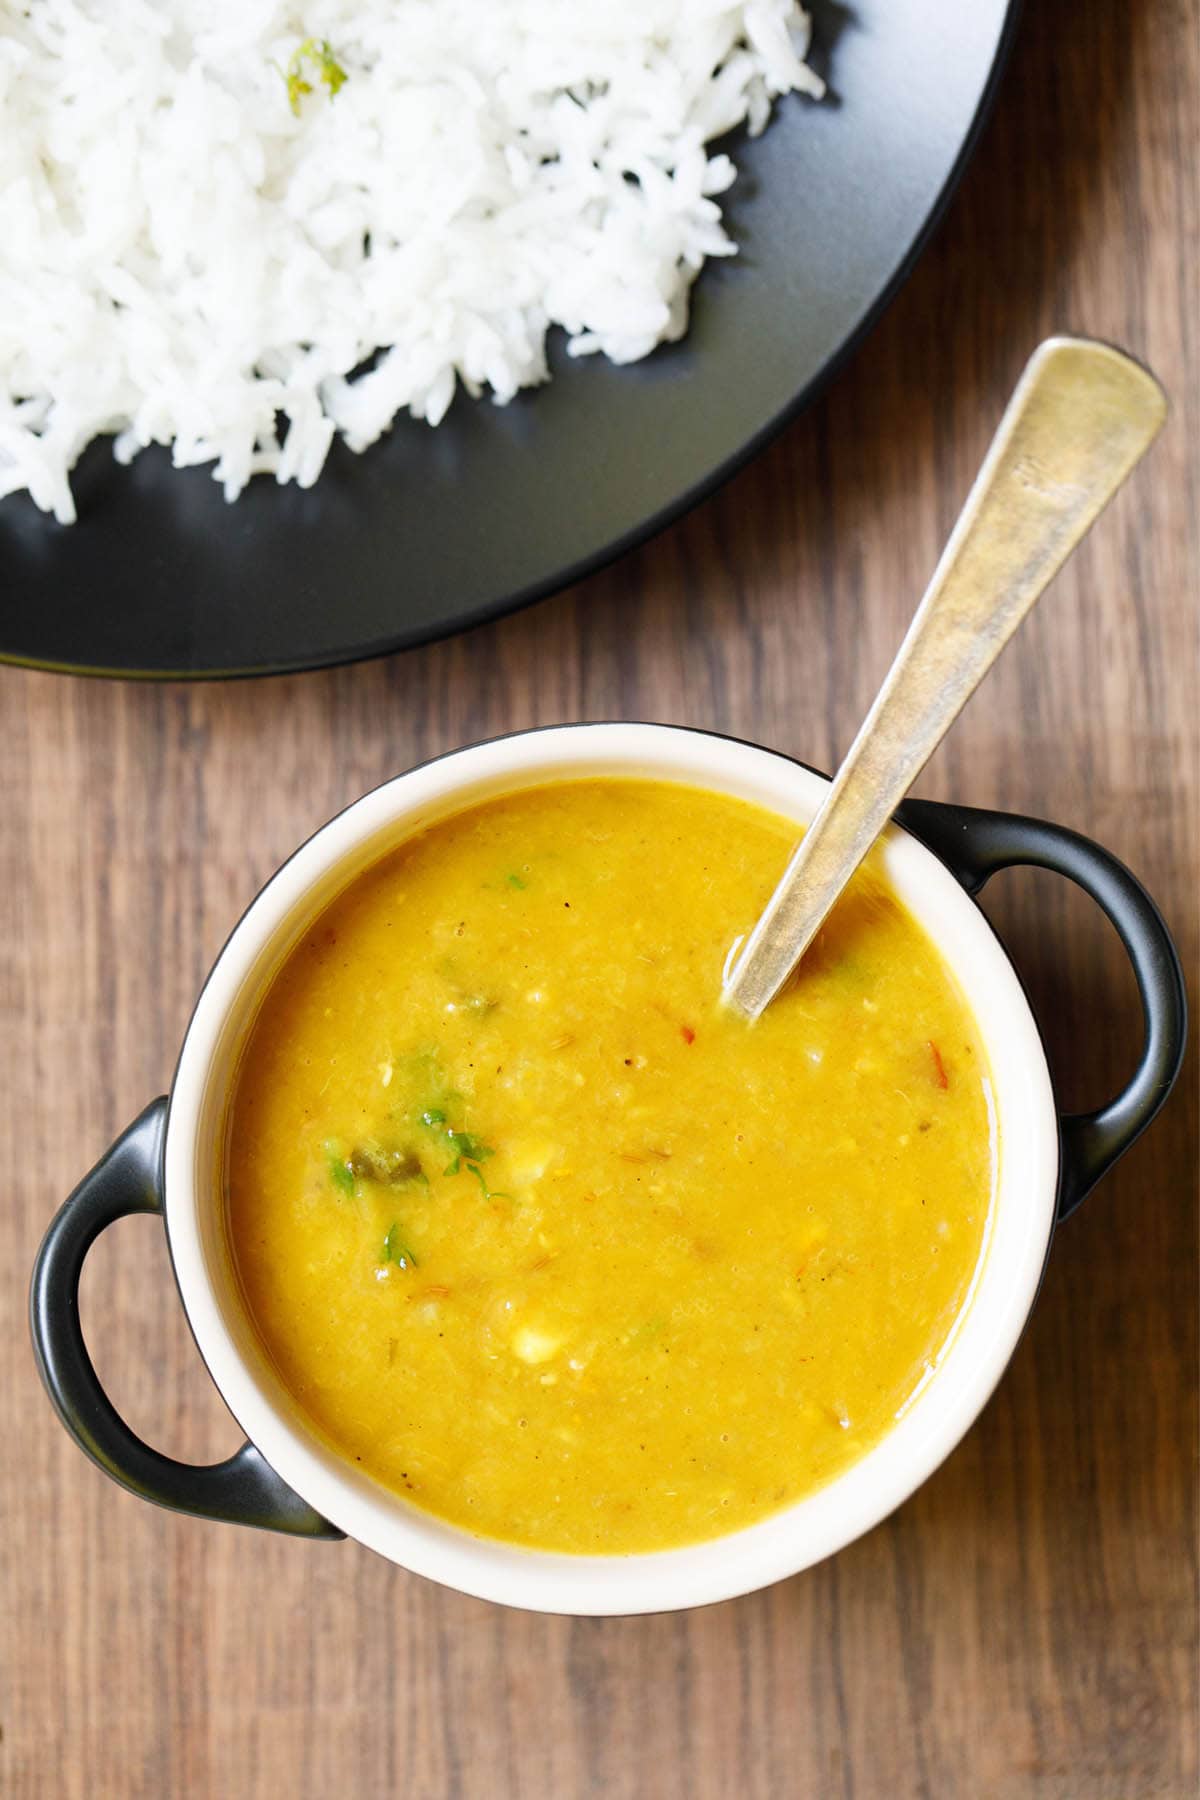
[722,336,1166,1021]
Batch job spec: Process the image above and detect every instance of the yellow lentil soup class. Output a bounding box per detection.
[226,780,994,1554]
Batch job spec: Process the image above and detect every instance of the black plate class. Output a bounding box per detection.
[0,0,1015,679]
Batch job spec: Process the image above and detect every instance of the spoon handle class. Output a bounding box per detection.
[723,336,1166,1020]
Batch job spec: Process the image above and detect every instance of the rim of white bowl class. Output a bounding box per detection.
[164,723,1060,1615]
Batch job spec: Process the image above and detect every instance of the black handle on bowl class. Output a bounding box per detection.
[898,799,1188,1220]
[29,1097,343,1539]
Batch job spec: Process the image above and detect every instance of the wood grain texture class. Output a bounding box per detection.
[1,0,1196,1793]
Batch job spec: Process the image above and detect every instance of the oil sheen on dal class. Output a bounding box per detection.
[226,780,994,1553]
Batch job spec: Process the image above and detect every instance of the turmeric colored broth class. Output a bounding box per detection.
[226,780,994,1553]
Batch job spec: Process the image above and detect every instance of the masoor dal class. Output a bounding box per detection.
[226,780,994,1553]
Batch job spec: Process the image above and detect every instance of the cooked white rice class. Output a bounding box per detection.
[0,1,822,524]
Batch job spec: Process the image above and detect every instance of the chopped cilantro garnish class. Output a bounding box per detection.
[442,1131,493,1177]
[325,1140,355,1196]
[419,1108,505,1198]
[283,38,348,117]
[465,1162,507,1200]
[381,1223,419,1270]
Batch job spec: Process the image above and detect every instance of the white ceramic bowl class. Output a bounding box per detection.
[31,724,1185,1614]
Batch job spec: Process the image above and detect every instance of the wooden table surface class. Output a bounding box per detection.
[2,2,1196,1795]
